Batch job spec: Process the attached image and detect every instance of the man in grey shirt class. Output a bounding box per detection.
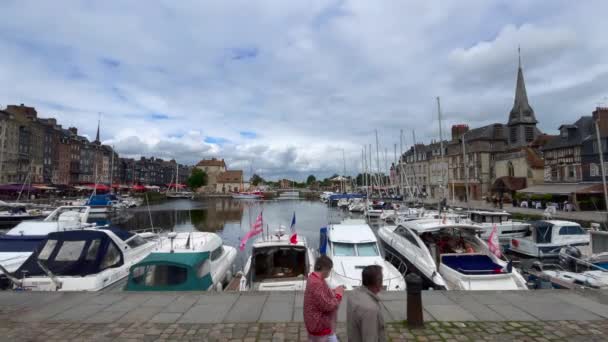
[346,265,386,342]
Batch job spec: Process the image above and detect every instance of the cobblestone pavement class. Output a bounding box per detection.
[0,320,606,342]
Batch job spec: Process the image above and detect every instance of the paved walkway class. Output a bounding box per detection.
[437,199,608,223]
[1,290,608,341]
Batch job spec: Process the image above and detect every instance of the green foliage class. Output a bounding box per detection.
[250,174,265,186]
[187,168,208,189]
[306,175,316,185]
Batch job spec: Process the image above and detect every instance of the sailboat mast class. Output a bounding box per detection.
[342,149,346,193]
[375,130,381,192]
[437,97,447,202]
[369,143,373,194]
[594,118,608,221]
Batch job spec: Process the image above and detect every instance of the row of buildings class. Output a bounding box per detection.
[397,55,608,208]
[0,104,190,186]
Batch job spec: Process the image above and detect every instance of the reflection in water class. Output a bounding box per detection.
[110,198,352,269]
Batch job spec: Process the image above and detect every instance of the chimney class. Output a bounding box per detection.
[451,124,469,141]
[68,127,78,135]
[593,107,608,137]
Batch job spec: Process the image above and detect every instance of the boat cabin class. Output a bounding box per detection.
[14,228,146,279]
[126,252,213,291]
[467,211,511,224]
[510,220,589,257]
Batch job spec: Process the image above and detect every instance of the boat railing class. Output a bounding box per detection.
[560,251,608,272]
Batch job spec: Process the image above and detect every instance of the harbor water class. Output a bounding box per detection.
[105,198,356,269]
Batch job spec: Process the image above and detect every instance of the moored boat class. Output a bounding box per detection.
[126,232,237,291]
[234,228,315,291]
[0,206,94,282]
[2,227,159,291]
[509,220,589,258]
[378,218,528,290]
[231,191,263,200]
[319,219,406,291]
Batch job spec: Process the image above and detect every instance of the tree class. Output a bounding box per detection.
[250,174,265,186]
[187,169,208,189]
[306,175,316,185]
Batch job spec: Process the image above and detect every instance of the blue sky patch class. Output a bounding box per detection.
[147,113,170,120]
[240,131,257,139]
[100,57,120,68]
[230,47,259,60]
[204,136,230,145]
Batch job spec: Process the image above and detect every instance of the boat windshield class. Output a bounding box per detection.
[131,265,189,286]
[535,225,553,244]
[333,242,380,257]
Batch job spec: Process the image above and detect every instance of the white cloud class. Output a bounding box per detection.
[1,1,608,180]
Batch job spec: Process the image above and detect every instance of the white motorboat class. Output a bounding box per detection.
[0,206,94,278]
[278,191,300,200]
[378,218,528,290]
[3,227,159,291]
[235,228,315,291]
[166,191,195,199]
[320,219,406,291]
[465,211,529,244]
[348,199,365,213]
[320,192,334,203]
[534,230,608,290]
[232,192,263,200]
[540,269,608,289]
[337,198,349,208]
[509,220,589,258]
[126,232,237,291]
[0,206,47,227]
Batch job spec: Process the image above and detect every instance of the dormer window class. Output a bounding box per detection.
[560,129,568,138]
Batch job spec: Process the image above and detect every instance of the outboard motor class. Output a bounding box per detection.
[559,246,582,272]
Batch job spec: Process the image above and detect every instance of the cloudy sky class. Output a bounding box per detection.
[1,1,607,180]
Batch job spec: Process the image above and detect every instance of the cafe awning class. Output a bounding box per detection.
[518,183,601,195]
[492,176,526,192]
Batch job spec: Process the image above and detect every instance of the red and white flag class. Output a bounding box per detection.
[488,224,502,258]
[240,211,263,251]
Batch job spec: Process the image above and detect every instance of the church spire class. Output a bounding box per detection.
[94,118,100,144]
[508,47,537,126]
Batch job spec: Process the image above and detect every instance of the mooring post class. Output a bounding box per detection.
[405,273,424,328]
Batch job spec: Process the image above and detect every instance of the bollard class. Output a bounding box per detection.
[405,273,424,328]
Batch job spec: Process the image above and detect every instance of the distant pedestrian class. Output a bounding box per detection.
[304,255,344,342]
[347,265,386,342]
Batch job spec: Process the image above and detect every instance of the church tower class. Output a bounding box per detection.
[507,48,539,148]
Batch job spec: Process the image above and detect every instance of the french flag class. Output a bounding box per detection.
[289,212,297,244]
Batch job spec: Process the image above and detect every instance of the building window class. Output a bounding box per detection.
[590,163,599,177]
[525,126,534,142]
[510,127,517,144]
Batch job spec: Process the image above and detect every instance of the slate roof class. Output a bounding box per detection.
[460,123,506,141]
[542,116,594,151]
[197,159,226,167]
[217,170,243,183]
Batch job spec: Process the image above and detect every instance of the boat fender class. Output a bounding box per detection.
[215,282,223,292]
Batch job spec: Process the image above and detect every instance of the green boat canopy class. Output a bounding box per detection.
[126,251,213,291]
